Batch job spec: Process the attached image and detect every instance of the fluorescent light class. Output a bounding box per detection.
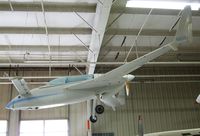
[126,0,200,10]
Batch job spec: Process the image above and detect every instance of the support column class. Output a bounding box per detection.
[87,100,92,136]
[7,84,20,136]
[8,111,20,136]
[69,102,88,136]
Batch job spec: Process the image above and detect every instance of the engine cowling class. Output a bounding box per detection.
[100,85,125,110]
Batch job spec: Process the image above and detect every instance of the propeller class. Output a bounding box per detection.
[123,74,135,96]
[125,81,131,96]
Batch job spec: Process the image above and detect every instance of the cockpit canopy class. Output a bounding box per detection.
[48,75,94,85]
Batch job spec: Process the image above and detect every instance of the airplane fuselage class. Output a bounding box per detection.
[6,76,127,110]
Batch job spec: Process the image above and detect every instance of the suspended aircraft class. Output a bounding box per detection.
[6,6,192,123]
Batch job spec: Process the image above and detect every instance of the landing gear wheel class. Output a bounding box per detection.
[90,115,97,123]
[95,105,104,114]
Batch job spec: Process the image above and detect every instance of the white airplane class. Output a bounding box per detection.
[6,6,192,123]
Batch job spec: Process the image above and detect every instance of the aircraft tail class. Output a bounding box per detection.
[11,77,31,96]
[174,6,192,44]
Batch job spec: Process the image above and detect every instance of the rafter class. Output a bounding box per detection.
[0,62,199,68]
[0,45,88,52]
[0,2,96,13]
[111,7,200,16]
[0,27,91,34]
[105,29,200,36]
[86,0,113,74]
[1,27,199,37]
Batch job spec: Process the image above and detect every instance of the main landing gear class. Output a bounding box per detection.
[90,115,97,123]
[89,99,104,123]
[95,105,104,114]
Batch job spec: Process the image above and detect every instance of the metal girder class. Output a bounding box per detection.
[105,29,200,36]
[111,7,200,16]
[100,55,200,63]
[0,1,199,17]
[0,62,199,67]
[1,27,199,36]
[0,45,88,52]
[87,0,113,74]
[0,27,91,34]
[0,2,96,13]
[101,46,200,52]
[0,52,199,64]
[0,45,198,52]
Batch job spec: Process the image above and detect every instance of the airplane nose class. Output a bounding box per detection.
[6,101,14,109]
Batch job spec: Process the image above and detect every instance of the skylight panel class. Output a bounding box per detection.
[126,0,200,10]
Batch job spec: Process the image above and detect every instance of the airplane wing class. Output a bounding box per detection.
[11,77,31,96]
[67,6,192,90]
[68,42,177,90]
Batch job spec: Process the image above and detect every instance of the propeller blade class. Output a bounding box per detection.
[125,81,130,96]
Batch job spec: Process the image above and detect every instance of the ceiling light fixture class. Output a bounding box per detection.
[126,0,200,10]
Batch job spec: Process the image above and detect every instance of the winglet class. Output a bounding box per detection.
[174,6,192,44]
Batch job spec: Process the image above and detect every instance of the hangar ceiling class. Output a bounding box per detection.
[0,0,200,74]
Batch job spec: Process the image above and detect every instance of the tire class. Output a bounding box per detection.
[95,105,104,114]
[90,115,97,123]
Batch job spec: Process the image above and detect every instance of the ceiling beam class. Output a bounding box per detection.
[1,27,199,36]
[0,47,197,56]
[0,2,199,17]
[0,2,96,13]
[0,57,87,62]
[1,45,198,53]
[105,29,200,36]
[0,51,199,63]
[0,45,199,52]
[101,46,200,52]
[0,62,199,68]
[0,45,88,52]
[0,27,91,34]
[86,0,113,74]
[111,7,200,16]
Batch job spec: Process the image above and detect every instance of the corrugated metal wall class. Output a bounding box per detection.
[69,102,88,136]
[0,84,11,120]
[92,66,200,135]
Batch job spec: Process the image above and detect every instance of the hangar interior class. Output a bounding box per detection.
[0,0,200,136]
